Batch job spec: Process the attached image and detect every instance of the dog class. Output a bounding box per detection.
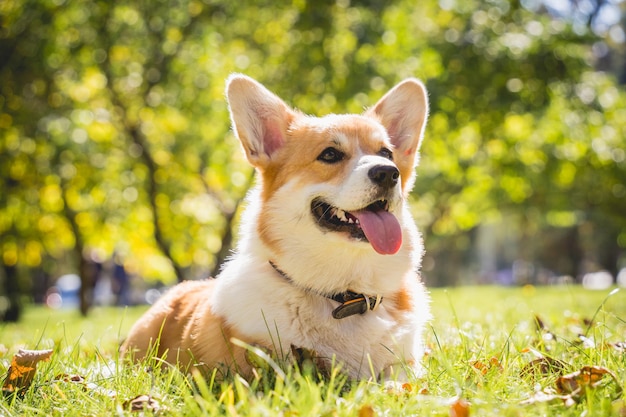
[120,74,431,383]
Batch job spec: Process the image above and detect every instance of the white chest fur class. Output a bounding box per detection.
[212,259,426,379]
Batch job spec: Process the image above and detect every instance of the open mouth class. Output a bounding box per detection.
[311,198,402,255]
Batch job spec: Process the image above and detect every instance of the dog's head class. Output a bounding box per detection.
[226,75,428,269]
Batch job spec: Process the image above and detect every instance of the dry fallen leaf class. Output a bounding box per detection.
[358,404,375,417]
[533,315,557,344]
[522,365,623,408]
[472,356,503,376]
[472,360,488,376]
[2,349,53,394]
[556,366,622,398]
[55,373,86,384]
[53,373,117,398]
[449,397,470,417]
[124,394,160,413]
[383,380,424,396]
[534,314,548,331]
[520,356,568,380]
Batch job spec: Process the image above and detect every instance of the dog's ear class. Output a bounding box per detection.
[365,79,428,182]
[226,74,295,168]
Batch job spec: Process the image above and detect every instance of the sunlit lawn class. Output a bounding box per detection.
[1,285,625,416]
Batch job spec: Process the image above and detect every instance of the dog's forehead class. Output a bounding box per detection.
[297,114,390,150]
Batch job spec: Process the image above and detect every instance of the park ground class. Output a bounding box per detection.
[1,285,625,416]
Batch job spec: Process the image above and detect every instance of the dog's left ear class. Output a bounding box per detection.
[226,74,296,169]
[365,79,429,188]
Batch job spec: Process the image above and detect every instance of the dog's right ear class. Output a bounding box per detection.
[226,74,295,168]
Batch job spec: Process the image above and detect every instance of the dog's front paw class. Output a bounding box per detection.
[290,345,332,378]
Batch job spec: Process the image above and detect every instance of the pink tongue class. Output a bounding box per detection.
[352,210,402,255]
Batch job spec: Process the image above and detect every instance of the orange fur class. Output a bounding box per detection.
[388,286,414,323]
[120,279,253,378]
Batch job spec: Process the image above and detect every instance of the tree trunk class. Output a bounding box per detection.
[61,184,92,316]
[1,262,21,322]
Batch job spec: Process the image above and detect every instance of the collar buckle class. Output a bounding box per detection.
[331,292,383,319]
[269,261,383,320]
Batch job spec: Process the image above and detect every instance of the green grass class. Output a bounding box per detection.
[1,285,625,416]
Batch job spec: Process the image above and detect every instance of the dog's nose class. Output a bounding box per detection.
[368,165,399,189]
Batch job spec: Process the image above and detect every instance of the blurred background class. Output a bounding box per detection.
[1,0,625,320]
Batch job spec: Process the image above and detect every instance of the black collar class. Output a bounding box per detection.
[269,261,383,319]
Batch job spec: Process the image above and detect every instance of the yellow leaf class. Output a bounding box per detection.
[449,398,470,417]
[358,405,375,417]
[2,349,53,393]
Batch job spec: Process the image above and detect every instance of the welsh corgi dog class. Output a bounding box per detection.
[121,74,431,383]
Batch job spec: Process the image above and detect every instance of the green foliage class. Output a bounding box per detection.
[1,0,625,287]
[1,0,253,282]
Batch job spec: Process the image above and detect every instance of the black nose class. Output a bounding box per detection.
[368,165,400,189]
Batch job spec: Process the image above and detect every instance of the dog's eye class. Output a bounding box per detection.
[317,147,345,164]
[378,148,393,160]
